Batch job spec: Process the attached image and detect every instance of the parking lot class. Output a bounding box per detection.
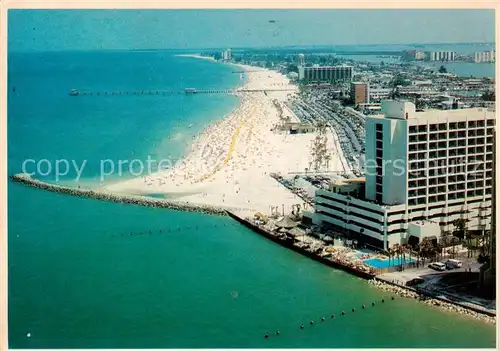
[378,258,481,283]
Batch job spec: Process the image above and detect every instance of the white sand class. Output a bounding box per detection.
[174,54,216,61]
[104,63,349,215]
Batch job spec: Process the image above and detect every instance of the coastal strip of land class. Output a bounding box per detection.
[174,53,217,61]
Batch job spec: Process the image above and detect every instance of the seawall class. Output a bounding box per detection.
[226,210,375,280]
[369,279,496,323]
[9,173,228,216]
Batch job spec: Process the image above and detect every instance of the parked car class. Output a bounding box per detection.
[406,277,425,287]
[428,262,446,271]
[445,259,463,269]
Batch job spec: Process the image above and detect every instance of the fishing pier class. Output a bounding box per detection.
[69,87,297,97]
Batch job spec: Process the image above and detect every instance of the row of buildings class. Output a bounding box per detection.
[402,49,496,64]
[402,50,457,62]
[306,100,495,250]
[222,48,232,61]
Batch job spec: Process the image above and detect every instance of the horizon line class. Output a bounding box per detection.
[7,41,496,54]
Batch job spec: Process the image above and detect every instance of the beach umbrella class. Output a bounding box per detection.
[275,216,298,229]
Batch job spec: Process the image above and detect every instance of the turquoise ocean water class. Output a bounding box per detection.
[8,50,496,348]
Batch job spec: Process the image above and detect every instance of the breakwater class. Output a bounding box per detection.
[9,173,228,216]
[226,211,375,280]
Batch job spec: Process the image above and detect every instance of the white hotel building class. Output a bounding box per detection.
[312,101,495,250]
[298,65,353,82]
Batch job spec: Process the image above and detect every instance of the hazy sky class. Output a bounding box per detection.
[8,9,495,52]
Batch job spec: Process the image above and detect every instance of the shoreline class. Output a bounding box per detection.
[174,53,216,61]
[368,279,496,324]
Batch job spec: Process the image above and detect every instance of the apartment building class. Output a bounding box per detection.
[474,51,495,63]
[351,82,369,105]
[369,88,392,102]
[424,51,456,62]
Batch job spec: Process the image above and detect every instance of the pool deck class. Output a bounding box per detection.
[364,257,416,269]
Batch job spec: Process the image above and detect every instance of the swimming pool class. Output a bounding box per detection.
[364,257,415,269]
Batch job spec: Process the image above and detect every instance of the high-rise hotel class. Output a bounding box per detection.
[311,101,495,250]
[298,65,353,82]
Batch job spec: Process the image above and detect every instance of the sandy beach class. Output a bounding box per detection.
[104,61,348,215]
[175,54,216,61]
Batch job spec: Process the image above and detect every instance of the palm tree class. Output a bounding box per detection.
[388,247,396,268]
[396,244,407,270]
[452,218,467,258]
[324,153,332,171]
[392,244,401,267]
[419,238,435,266]
[400,244,411,270]
[416,244,421,268]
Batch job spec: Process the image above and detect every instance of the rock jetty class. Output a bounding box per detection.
[368,279,496,325]
[10,173,228,216]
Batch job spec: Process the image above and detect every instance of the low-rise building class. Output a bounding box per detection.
[369,88,392,101]
[283,122,315,134]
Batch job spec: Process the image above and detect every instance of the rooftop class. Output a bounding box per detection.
[407,107,495,122]
[303,65,353,69]
[345,177,366,183]
[369,101,495,122]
